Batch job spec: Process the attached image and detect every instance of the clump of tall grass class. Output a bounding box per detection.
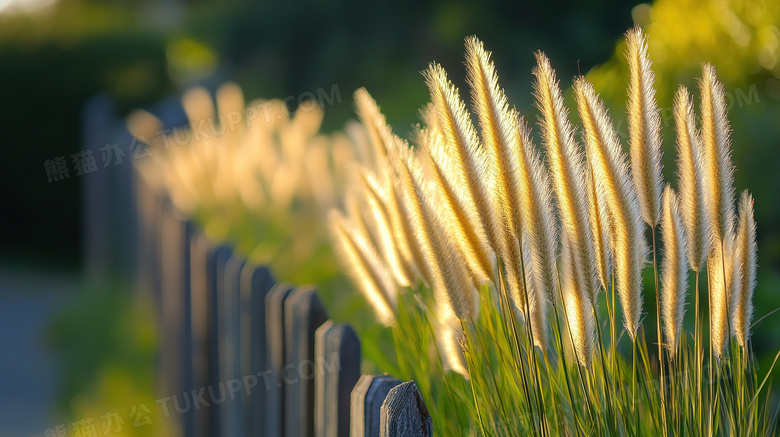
[331,27,779,435]
[127,84,370,281]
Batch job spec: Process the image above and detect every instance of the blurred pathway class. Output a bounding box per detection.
[0,267,78,437]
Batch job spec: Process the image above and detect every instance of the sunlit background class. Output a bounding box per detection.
[1,0,780,435]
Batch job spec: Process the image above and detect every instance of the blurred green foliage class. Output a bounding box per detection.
[45,284,172,436]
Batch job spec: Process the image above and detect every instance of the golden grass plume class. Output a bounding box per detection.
[574,77,647,338]
[626,26,664,227]
[731,191,757,349]
[674,85,712,272]
[660,185,688,357]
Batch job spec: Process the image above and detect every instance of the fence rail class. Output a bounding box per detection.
[134,170,432,437]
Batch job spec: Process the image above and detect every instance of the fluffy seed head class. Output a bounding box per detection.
[674,86,712,272]
[511,117,560,305]
[329,209,396,326]
[464,36,522,296]
[381,169,426,285]
[465,38,556,336]
[417,128,494,284]
[355,166,413,287]
[626,26,664,227]
[560,235,596,366]
[387,138,435,287]
[388,139,478,319]
[521,241,549,350]
[354,88,392,169]
[660,186,688,358]
[587,161,611,291]
[574,77,647,338]
[435,303,469,377]
[533,52,597,302]
[699,63,736,241]
[731,191,757,348]
[709,234,735,359]
[425,63,502,265]
[464,36,515,233]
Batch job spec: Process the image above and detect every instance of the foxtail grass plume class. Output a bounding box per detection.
[378,169,426,286]
[587,162,611,291]
[355,166,413,287]
[574,77,647,338]
[731,191,757,349]
[356,93,428,285]
[521,241,549,349]
[699,64,736,241]
[626,26,663,227]
[424,64,501,270]
[509,116,560,306]
[436,303,469,377]
[674,86,712,272]
[387,138,435,288]
[464,38,556,333]
[181,86,218,182]
[560,235,596,366]
[345,192,379,257]
[660,186,688,358]
[462,37,527,306]
[709,236,735,358]
[533,52,597,302]
[501,115,558,351]
[700,63,738,358]
[329,210,396,326]
[464,37,516,238]
[417,127,494,285]
[388,137,478,320]
[354,88,392,169]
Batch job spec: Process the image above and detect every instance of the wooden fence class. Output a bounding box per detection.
[133,172,433,437]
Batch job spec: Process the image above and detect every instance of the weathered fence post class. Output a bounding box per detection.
[158,203,192,437]
[207,245,233,437]
[284,288,328,437]
[189,233,212,437]
[379,381,432,437]
[135,173,163,306]
[241,263,275,437]
[219,255,245,437]
[179,218,194,437]
[314,322,361,437]
[81,95,115,284]
[265,283,295,437]
[350,375,402,437]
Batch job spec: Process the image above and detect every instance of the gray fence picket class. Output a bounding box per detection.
[180,218,194,437]
[136,175,163,307]
[241,264,275,437]
[207,245,233,437]
[379,381,432,437]
[189,233,212,437]
[220,255,246,437]
[315,322,361,437]
[349,375,402,437]
[265,283,295,437]
[284,288,328,437]
[81,95,114,283]
[158,204,192,436]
